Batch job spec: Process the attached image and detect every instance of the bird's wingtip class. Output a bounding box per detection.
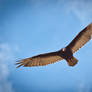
[16,60,24,68]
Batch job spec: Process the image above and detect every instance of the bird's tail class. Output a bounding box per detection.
[67,56,78,66]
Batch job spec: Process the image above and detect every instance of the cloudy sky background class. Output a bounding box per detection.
[0,0,92,92]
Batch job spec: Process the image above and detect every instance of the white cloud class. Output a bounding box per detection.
[0,81,14,92]
[0,43,16,92]
[65,0,92,24]
[0,64,9,81]
[0,44,11,62]
[78,82,90,92]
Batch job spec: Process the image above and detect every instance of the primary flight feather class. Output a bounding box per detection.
[16,23,92,68]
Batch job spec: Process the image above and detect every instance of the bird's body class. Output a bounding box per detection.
[60,47,72,59]
[60,47,78,66]
[16,23,92,68]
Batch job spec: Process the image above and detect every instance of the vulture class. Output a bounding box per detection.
[16,23,92,68]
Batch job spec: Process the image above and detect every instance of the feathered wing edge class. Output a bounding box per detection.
[67,23,92,53]
[16,51,63,68]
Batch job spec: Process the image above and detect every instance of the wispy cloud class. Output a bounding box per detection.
[23,0,92,25]
[78,82,90,92]
[65,0,92,24]
[0,43,18,92]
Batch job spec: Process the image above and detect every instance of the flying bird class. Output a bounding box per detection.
[16,23,92,68]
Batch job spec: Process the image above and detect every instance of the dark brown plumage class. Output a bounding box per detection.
[16,23,92,68]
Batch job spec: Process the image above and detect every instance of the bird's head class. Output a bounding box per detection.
[61,48,66,52]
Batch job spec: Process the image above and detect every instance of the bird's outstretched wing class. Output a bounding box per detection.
[67,23,92,53]
[16,51,63,68]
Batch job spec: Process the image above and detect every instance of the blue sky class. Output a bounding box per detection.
[0,0,92,92]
